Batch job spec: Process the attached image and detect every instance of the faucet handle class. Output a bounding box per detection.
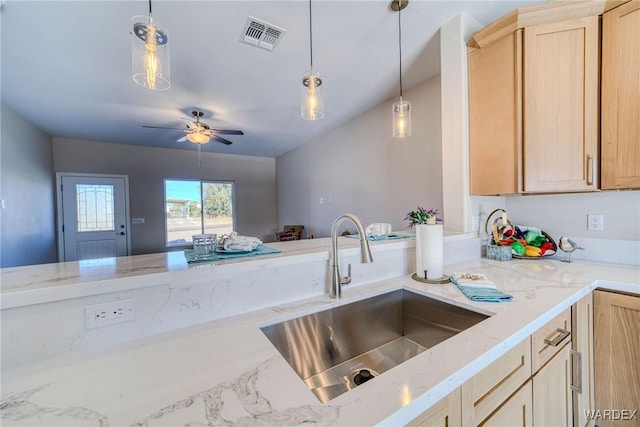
[340,263,352,286]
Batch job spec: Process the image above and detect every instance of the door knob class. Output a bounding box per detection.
[117,231,126,236]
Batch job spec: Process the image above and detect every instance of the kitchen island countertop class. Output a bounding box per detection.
[1,256,638,426]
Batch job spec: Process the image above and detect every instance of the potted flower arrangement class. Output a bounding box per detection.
[404,206,444,281]
[404,206,442,227]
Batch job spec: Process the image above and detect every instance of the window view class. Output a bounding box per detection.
[165,179,235,247]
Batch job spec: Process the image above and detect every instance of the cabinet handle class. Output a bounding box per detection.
[586,154,594,185]
[570,349,583,394]
[544,328,571,347]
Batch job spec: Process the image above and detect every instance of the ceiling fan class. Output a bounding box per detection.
[142,110,244,145]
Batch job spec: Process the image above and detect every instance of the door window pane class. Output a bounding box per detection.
[76,184,115,232]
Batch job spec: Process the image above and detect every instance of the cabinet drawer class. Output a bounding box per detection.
[407,387,461,427]
[481,380,533,427]
[462,338,532,425]
[531,308,571,373]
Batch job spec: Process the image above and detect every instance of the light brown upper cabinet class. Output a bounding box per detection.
[469,16,600,195]
[601,0,640,189]
[469,31,523,195]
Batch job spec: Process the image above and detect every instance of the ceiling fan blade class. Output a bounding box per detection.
[212,135,233,145]
[177,136,188,142]
[142,125,187,132]
[211,129,244,135]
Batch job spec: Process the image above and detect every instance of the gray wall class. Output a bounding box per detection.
[52,138,278,255]
[1,105,58,267]
[505,192,640,242]
[276,76,443,238]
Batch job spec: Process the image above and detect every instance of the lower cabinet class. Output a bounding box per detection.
[573,292,595,427]
[533,343,573,427]
[594,290,640,427]
[407,300,600,427]
[407,388,461,427]
[460,308,573,427]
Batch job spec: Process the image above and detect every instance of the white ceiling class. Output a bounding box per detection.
[1,0,544,157]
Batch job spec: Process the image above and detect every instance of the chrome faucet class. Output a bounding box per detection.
[330,213,373,299]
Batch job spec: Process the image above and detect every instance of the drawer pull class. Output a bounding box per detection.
[570,349,582,393]
[544,328,571,347]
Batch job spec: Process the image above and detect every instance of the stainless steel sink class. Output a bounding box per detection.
[260,289,489,403]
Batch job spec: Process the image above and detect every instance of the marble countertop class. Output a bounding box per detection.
[1,257,638,426]
[0,235,420,309]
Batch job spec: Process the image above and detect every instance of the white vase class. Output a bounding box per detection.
[415,223,444,280]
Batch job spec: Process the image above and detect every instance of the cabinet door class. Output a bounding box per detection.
[468,31,522,196]
[482,381,533,427]
[533,343,573,427]
[407,388,461,427]
[523,17,599,192]
[601,0,640,189]
[572,293,595,427]
[594,290,640,426]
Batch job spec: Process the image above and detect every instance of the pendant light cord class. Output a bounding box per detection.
[148,0,153,21]
[309,0,314,69]
[398,0,403,98]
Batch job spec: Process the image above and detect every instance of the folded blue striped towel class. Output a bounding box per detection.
[450,273,513,303]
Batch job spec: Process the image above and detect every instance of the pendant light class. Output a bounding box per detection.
[392,0,411,138]
[301,0,324,120]
[131,0,170,90]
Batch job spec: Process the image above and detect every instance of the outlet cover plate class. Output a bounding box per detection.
[587,214,604,231]
[85,299,134,329]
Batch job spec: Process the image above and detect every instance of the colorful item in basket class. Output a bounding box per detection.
[484,209,556,258]
[499,225,556,258]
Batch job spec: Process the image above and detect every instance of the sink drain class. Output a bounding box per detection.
[351,368,378,386]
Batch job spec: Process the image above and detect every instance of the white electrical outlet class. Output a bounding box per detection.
[85,299,134,329]
[587,214,604,231]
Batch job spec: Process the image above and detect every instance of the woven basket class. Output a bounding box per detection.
[484,209,557,258]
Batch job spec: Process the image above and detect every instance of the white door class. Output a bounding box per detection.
[58,174,130,261]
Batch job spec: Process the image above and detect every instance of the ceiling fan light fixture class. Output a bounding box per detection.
[131,0,170,90]
[392,0,411,138]
[187,132,210,144]
[301,0,324,121]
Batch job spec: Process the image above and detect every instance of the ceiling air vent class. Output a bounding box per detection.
[240,16,286,52]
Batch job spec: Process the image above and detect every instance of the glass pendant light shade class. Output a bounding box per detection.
[131,15,170,90]
[187,132,210,144]
[392,0,410,138]
[301,70,324,121]
[392,97,411,138]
